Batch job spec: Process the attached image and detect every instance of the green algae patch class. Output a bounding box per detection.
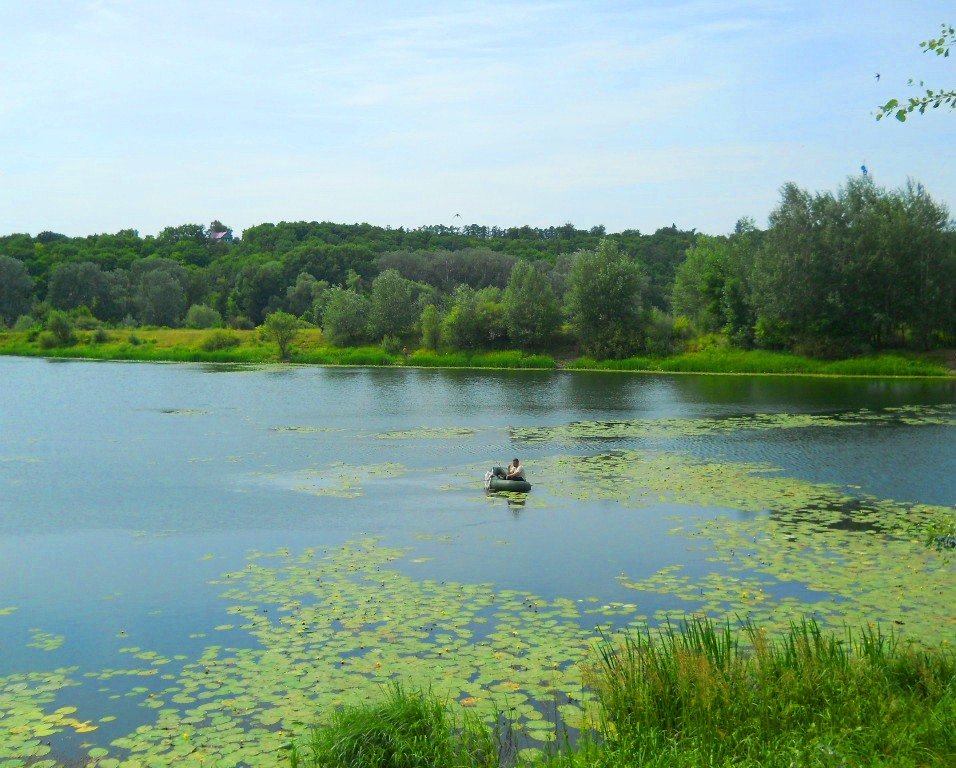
[283,462,408,498]
[27,630,65,652]
[511,403,955,445]
[270,426,343,434]
[375,426,482,440]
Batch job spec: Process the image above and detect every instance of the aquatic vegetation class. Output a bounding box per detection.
[511,403,955,445]
[290,683,499,768]
[280,462,409,498]
[376,427,481,440]
[519,447,956,643]
[0,671,84,763]
[27,630,65,652]
[592,616,956,767]
[271,426,343,434]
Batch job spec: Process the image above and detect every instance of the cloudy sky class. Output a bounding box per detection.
[1,1,952,238]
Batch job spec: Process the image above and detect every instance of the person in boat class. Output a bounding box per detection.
[506,458,524,481]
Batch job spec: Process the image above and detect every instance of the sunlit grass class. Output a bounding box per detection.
[289,683,499,768]
[590,616,956,767]
[0,329,948,376]
[569,349,951,377]
[288,618,956,768]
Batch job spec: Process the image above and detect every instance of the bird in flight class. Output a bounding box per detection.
[875,73,880,81]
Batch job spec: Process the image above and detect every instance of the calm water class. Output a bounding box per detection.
[1,356,953,755]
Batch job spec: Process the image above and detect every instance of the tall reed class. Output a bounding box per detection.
[592,616,956,766]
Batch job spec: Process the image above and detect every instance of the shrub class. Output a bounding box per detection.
[13,315,37,332]
[37,331,59,349]
[90,328,110,344]
[229,315,255,330]
[71,306,100,330]
[46,310,75,346]
[185,304,223,329]
[380,334,403,355]
[201,330,241,351]
[127,333,143,346]
[644,309,677,356]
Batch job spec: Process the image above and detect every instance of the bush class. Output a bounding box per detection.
[185,304,223,329]
[13,315,37,332]
[46,310,75,346]
[71,306,100,330]
[127,333,143,346]
[37,331,59,349]
[229,315,255,330]
[90,328,110,344]
[201,330,241,351]
[644,309,677,356]
[380,334,403,355]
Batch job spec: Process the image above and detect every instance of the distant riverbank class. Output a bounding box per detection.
[0,328,951,378]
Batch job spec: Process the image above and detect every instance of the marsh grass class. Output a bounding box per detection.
[289,683,500,768]
[569,350,950,376]
[287,620,955,768]
[0,329,947,376]
[591,616,956,767]
[410,350,556,369]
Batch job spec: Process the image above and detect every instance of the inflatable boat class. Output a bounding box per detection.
[485,467,531,493]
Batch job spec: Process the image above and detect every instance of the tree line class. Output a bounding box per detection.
[1,175,953,358]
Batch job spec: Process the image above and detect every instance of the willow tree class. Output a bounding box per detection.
[565,239,648,359]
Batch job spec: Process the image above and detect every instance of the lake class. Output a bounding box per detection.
[1,356,953,766]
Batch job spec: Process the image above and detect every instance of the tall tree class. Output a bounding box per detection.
[0,254,34,325]
[565,240,648,359]
[322,288,370,346]
[47,261,111,314]
[368,269,419,340]
[502,260,560,349]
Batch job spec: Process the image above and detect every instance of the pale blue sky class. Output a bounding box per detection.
[1,1,952,237]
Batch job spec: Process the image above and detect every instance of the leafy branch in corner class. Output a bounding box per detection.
[877,22,954,121]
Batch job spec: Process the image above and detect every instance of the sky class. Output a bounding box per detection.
[1,0,953,238]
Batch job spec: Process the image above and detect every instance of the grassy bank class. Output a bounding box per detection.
[568,348,952,377]
[0,328,951,376]
[289,617,956,768]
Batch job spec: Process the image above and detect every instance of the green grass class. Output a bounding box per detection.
[289,683,499,768]
[589,616,956,767]
[568,349,951,377]
[287,618,956,768]
[0,329,949,376]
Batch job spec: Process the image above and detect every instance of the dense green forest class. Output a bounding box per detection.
[1,175,953,359]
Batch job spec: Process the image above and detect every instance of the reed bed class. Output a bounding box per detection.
[569,350,950,377]
[590,616,956,767]
[289,684,499,768]
[288,618,955,768]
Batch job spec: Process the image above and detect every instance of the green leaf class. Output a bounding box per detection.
[895,110,907,122]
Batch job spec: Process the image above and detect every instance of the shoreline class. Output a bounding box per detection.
[1,328,952,379]
[1,349,953,380]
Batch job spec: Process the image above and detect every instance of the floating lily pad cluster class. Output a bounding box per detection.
[0,671,85,764]
[510,403,955,445]
[27,630,65,652]
[282,462,408,498]
[374,426,482,440]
